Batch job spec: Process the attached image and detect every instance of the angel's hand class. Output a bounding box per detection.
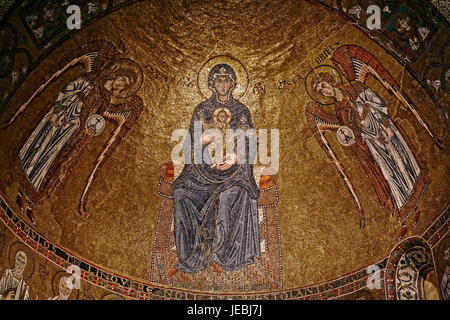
[386,127,394,140]
[49,113,59,126]
[59,114,69,126]
[86,127,95,137]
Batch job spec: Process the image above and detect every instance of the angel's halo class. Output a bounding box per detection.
[102,58,144,100]
[304,64,343,106]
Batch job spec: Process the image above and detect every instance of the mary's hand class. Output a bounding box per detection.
[211,153,238,171]
[200,132,215,145]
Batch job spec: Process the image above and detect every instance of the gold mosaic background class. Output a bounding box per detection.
[0,0,448,298]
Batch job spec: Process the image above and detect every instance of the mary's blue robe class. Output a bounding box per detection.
[171,93,260,273]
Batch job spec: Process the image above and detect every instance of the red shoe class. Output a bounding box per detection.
[167,267,178,278]
[212,261,223,273]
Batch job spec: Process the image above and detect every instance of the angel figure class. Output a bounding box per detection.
[305,45,442,240]
[4,40,144,225]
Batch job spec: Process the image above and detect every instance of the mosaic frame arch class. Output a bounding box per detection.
[0,0,448,300]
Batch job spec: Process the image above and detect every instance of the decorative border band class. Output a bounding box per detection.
[1,190,448,300]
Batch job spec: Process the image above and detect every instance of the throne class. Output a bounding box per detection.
[149,162,283,292]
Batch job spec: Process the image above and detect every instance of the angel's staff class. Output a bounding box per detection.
[305,104,366,228]
[78,109,131,216]
[317,121,366,228]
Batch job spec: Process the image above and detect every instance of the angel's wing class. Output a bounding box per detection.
[3,40,118,128]
[78,96,144,216]
[59,40,118,74]
[305,102,365,228]
[331,45,442,149]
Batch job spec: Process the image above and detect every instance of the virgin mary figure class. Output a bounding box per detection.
[169,63,260,276]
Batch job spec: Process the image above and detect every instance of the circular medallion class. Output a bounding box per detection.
[336,126,355,146]
[86,114,105,136]
[212,107,232,125]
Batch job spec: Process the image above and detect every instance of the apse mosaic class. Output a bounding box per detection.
[0,0,448,301]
